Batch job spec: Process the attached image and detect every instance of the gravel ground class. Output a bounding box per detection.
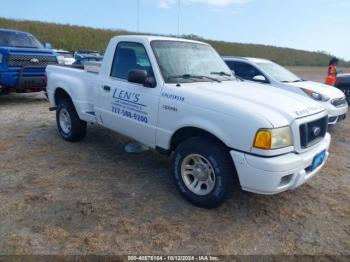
[288,66,350,83]
[0,68,349,255]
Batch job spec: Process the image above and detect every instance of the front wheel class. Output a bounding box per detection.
[171,137,235,208]
[56,99,87,142]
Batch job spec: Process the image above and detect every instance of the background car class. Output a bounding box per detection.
[54,49,75,65]
[71,55,103,69]
[335,74,350,104]
[224,57,348,125]
[74,50,101,60]
[0,28,58,94]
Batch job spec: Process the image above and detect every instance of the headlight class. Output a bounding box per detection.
[253,126,293,150]
[302,88,329,102]
[0,53,3,63]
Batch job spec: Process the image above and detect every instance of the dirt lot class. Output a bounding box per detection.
[0,67,349,256]
[288,66,350,83]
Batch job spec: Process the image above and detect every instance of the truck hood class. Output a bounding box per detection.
[287,80,345,99]
[0,46,56,55]
[187,81,325,127]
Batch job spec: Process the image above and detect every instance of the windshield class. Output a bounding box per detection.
[151,40,234,83]
[257,62,302,83]
[0,31,43,48]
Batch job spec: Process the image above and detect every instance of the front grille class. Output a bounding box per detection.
[7,55,58,67]
[331,97,347,107]
[299,116,328,149]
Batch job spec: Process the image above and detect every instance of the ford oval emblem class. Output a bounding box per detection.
[30,58,39,64]
[312,127,321,136]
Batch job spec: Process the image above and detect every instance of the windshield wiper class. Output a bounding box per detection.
[235,75,244,81]
[211,71,232,77]
[211,71,234,81]
[281,79,305,83]
[167,74,221,83]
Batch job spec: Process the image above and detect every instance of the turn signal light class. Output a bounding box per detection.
[254,130,272,150]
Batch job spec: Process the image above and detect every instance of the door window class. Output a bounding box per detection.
[231,62,264,81]
[110,42,153,80]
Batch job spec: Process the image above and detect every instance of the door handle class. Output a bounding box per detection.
[103,85,111,92]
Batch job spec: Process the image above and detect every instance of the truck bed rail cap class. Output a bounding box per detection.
[84,61,101,73]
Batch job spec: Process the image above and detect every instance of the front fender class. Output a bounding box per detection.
[156,103,272,153]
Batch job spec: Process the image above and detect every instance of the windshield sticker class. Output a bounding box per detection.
[162,92,185,102]
[112,88,149,124]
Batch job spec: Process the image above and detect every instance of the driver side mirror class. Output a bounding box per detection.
[128,69,156,88]
[252,75,267,83]
[44,42,52,49]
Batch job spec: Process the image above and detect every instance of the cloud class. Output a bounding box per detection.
[147,0,176,8]
[147,0,251,8]
[189,0,251,7]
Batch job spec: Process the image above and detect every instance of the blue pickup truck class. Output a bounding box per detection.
[0,29,58,95]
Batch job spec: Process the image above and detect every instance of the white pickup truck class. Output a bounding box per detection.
[46,35,331,208]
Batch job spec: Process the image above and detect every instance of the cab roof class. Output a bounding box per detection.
[112,35,209,45]
[0,28,31,35]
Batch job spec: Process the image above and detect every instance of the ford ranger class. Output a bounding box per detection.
[46,36,331,208]
[0,29,58,94]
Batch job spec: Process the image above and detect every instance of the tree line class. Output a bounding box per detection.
[1,17,349,67]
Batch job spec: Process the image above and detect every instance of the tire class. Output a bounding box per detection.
[56,99,87,142]
[171,137,235,208]
[345,89,350,105]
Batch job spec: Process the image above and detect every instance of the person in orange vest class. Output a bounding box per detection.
[325,57,339,86]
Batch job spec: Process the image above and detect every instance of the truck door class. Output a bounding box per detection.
[95,42,161,147]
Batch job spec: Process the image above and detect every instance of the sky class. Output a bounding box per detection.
[0,0,349,60]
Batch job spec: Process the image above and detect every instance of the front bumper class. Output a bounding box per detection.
[230,133,331,195]
[324,102,348,125]
[0,66,46,90]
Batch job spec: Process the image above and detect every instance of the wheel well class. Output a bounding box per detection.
[54,88,72,105]
[170,127,228,151]
[169,127,239,183]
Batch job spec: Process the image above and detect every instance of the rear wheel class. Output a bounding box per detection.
[56,99,87,142]
[171,137,235,208]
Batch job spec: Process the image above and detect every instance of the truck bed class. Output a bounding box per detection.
[56,61,101,73]
[46,65,99,122]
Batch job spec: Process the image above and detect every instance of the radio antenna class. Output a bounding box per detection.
[137,0,140,33]
[177,0,181,36]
